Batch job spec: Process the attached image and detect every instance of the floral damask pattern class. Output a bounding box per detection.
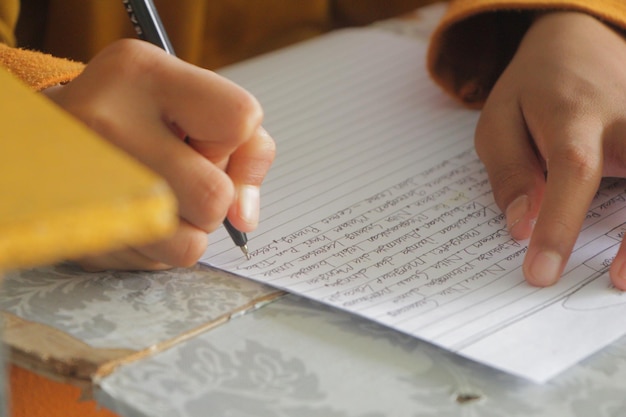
[0,263,280,350]
[97,295,626,417]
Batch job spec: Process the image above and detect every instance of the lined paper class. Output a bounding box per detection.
[201,29,626,383]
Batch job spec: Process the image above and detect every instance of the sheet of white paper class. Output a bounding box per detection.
[201,29,626,383]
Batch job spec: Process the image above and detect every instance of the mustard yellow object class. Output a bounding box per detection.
[0,68,177,271]
[0,42,84,91]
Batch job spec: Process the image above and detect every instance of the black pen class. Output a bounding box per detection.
[122,0,250,260]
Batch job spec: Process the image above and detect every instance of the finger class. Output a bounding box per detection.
[145,51,263,163]
[609,241,626,291]
[226,127,277,231]
[57,45,237,233]
[77,248,171,272]
[135,219,209,267]
[599,122,626,291]
[68,39,263,165]
[475,91,546,240]
[77,220,209,271]
[600,120,626,178]
[106,118,235,233]
[523,126,603,287]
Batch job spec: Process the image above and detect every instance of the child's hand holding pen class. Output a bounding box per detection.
[43,39,275,270]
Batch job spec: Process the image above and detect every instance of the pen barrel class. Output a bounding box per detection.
[223,219,248,247]
[122,0,176,55]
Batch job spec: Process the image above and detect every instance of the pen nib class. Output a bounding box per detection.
[240,244,251,260]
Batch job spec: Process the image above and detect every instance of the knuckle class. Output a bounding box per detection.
[553,143,600,183]
[111,39,159,67]
[540,73,599,119]
[487,164,533,202]
[99,39,166,85]
[243,165,271,187]
[81,105,123,143]
[552,215,577,235]
[491,164,530,186]
[228,88,264,144]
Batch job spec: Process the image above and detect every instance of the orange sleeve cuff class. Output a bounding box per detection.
[9,365,120,417]
[427,0,626,107]
[0,43,84,91]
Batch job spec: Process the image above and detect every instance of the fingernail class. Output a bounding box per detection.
[506,195,529,237]
[239,185,260,226]
[529,250,562,286]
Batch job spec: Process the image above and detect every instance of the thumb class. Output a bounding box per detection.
[226,127,276,232]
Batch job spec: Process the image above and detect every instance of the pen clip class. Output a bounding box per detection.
[121,0,176,55]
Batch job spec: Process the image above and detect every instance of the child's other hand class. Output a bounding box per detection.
[44,39,275,271]
[474,11,626,290]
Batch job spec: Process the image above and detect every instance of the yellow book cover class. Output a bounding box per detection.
[0,68,177,270]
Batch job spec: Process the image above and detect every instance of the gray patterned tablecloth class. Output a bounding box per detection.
[95,295,626,417]
[1,263,278,351]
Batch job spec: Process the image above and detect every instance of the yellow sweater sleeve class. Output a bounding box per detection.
[427,0,626,107]
[0,42,84,90]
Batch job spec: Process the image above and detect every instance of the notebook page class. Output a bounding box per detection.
[201,29,626,383]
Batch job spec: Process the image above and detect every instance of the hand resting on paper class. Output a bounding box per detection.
[43,39,276,271]
[474,11,626,290]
